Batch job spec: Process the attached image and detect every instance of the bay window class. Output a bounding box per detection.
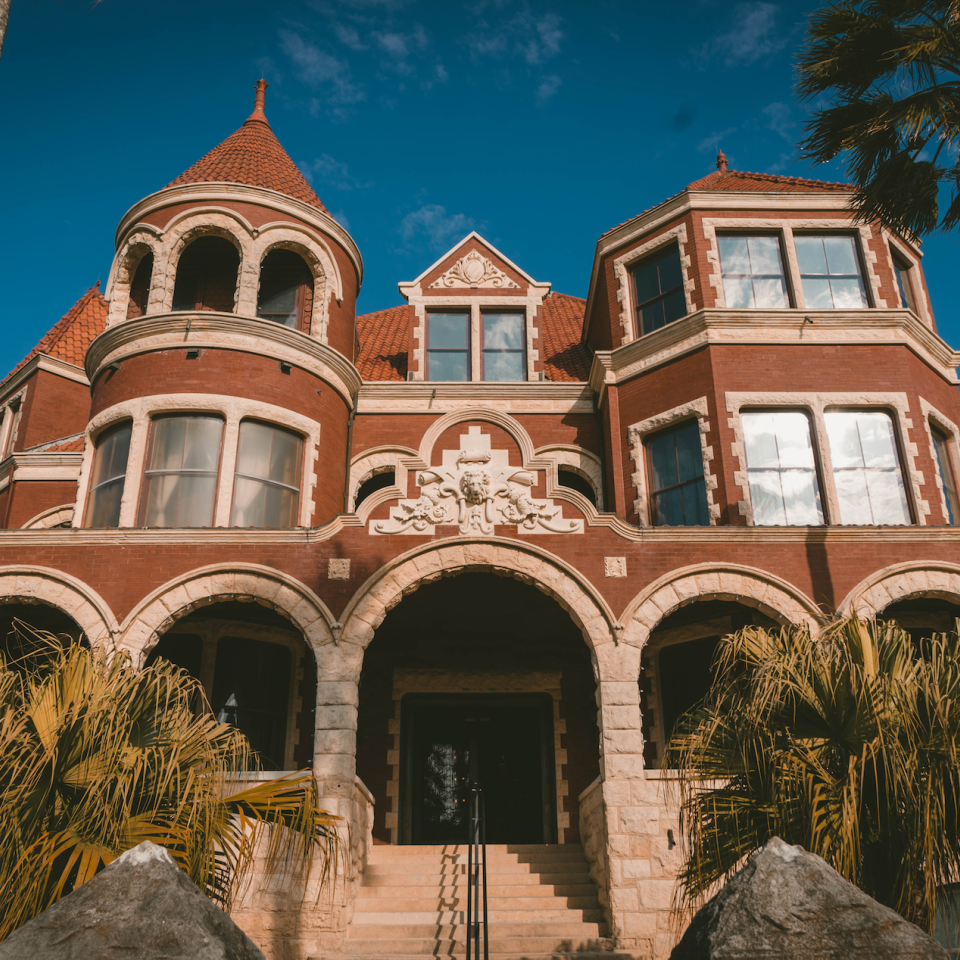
[231,420,303,528]
[630,244,686,335]
[139,415,224,527]
[645,420,709,526]
[85,420,132,528]
[795,235,868,309]
[718,235,789,308]
[426,312,470,381]
[741,411,823,525]
[824,410,911,524]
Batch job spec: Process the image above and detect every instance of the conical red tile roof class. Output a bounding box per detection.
[166,81,329,215]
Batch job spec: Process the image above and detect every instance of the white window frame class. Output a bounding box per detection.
[75,395,320,529]
[920,398,960,525]
[726,391,926,526]
[627,397,719,527]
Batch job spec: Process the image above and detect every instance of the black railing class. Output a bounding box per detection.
[465,785,489,960]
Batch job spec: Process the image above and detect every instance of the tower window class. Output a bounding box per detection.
[257,249,314,330]
[85,420,132,528]
[172,236,240,313]
[795,235,868,309]
[126,253,153,319]
[230,420,303,528]
[891,250,917,312]
[645,420,709,526]
[718,234,789,308]
[631,244,687,335]
[139,415,224,528]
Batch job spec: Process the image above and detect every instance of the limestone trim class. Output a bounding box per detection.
[612,223,694,347]
[386,669,569,845]
[86,313,362,404]
[348,445,416,513]
[116,562,338,664]
[700,217,884,310]
[919,398,960,526]
[0,357,88,406]
[884,231,933,326]
[627,397,719,526]
[338,537,620,656]
[620,562,823,649]
[534,443,604,511]
[105,231,164,326]
[0,451,83,494]
[587,308,960,402]
[75,394,321,529]
[21,504,74,529]
[725,390,927,526]
[0,566,117,646]
[356,382,593,415]
[0,388,27,462]
[839,560,960,617]
[418,408,535,465]
[115,183,363,289]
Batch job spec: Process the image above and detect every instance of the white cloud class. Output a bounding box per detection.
[376,31,409,58]
[435,62,449,83]
[762,102,794,142]
[400,204,475,250]
[330,210,351,231]
[467,9,563,65]
[697,126,738,154]
[705,2,788,67]
[536,74,561,104]
[334,23,367,50]
[298,153,371,190]
[278,29,365,114]
[524,13,562,65]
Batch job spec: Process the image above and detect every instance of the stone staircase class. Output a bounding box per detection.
[341,843,617,959]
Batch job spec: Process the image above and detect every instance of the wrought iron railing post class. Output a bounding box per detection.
[465,785,488,960]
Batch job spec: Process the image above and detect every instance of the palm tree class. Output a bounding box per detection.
[0,623,340,940]
[667,616,960,933]
[796,0,960,237]
[0,0,9,62]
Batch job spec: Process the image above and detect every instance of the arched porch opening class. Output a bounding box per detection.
[0,601,87,653]
[355,572,600,847]
[878,597,960,649]
[145,599,316,772]
[639,598,781,769]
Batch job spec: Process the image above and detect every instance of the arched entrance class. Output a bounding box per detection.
[355,572,600,846]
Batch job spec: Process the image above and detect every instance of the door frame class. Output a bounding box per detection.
[399,692,557,845]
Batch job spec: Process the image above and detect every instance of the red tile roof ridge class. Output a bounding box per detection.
[165,85,329,215]
[4,285,108,384]
[26,433,85,453]
[600,169,851,239]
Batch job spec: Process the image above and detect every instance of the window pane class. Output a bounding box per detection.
[175,475,218,527]
[682,478,710,525]
[675,421,703,482]
[830,277,866,309]
[795,236,828,275]
[483,351,524,381]
[933,427,959,524]
[148,418,187,471]
[652,487,684,526]
[834,469,874,524]
[856,412,899,469]
[646,420,708,527]
[824,235,858,275]
[86,478,125,529]
[231,422,302,528]
[648,433,679,490]
[865,469,911,525]
[657,249,683,291]
[722,277,755,309]
[662,288,687,324]
[429,313,468,348]
[141,473,181,527]
[633,259,660,304]
[236,420,274,480]
[743,413,781,469]
[748,471,787,525]
[782,471,822,525]
[753,277,789,308]
[641,300,666,334]
[801,276,834,309]
[483,314,523,350]
[893,255,916,311]
[91,421,132,489]
[259,285,297,315]
[268,428,302,486]
[428,350,469,381]
[182,418,223,472]
[747,236,783,275]
[718,236,750,275]
[232,476,298,528]
[772,412,817,469]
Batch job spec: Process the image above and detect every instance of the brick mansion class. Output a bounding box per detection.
[1,81,959,958]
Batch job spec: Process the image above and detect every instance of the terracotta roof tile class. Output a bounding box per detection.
[28,434,85,453]
[356,305,411,381]
[601,168,851,238]
[5,285,107,383]
[166,84,329,215]
[355,293,590,383]
[538,292,590,382]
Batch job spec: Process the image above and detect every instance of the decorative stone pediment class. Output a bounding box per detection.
[428,250,521,289]
[371,426,582,536]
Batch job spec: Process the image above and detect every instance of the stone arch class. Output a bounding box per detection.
[251,225,344,339]
[116,563,338,665]
[0,567,116,646]
[21,504,74,530]
[106,229,163,326]
[535,443,604,511]
[348,445,416,513]
[838,561,960,618]
[339,537,620,664]
[418,409,537,465]
[154,209,255,314]
[621,563,823,649]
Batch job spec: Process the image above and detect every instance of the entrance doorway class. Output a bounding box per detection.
[400,694,556,845]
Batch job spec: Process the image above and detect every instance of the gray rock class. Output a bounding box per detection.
[670,836,948,960]
[0,841,265,960]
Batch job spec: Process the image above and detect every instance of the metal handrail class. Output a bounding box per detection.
[465,785,488,960]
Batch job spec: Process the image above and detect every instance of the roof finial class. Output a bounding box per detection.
[250,79,268,123]
[716,148,728,173]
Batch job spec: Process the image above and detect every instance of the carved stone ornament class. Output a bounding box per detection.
[372,426,583,536]
[428,250,521,289]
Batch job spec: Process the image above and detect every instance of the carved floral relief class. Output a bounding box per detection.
[371,426,583,535]
[427,250,521,289]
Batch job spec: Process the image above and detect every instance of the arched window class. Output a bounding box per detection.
[558,467,597,507]
[355,470,395,508]
[84,420,132,528]
[138,415,224,528]
[172,236,240,313]
[126,253,154,319]
[257,249,314,330]
[230,420,303,528]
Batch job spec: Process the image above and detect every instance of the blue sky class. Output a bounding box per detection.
[1,0,958,374]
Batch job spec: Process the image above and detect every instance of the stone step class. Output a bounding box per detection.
[354,895,602,912]
[360,862,591,878]
[351,908,606,924]
[365,844,582,856]
[366,851,588,866]
[346,922,606,941]
[340,934,613,956]
[356,882,600,899]
[358,871,593,890]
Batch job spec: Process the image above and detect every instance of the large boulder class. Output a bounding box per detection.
[0,841,264,960]
[670,836,948,959]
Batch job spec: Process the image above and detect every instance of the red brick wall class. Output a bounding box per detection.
[15,370,91,452]
[4,481,76,529]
